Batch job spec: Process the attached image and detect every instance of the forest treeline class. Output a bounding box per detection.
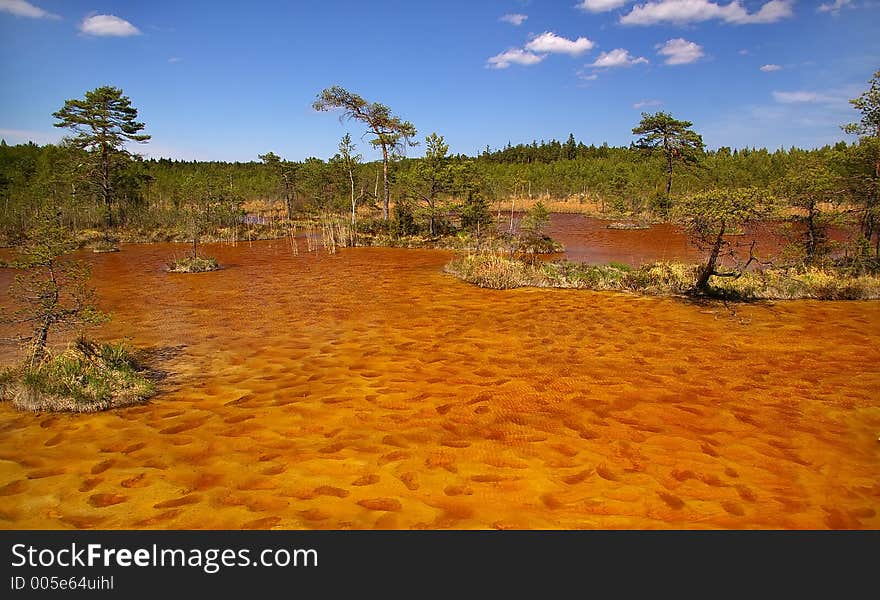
[1,138,875,229]
[0,74,878,261]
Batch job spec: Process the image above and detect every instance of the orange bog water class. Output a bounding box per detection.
[0,234,878,529]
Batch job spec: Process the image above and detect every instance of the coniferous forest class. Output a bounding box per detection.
[1,77,878,261]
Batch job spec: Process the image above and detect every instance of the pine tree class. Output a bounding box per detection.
[53,86,150,228]
[632,112,704,214]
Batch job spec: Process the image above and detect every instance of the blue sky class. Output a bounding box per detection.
[1,1,878,162]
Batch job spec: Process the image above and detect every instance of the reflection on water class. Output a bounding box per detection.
[0,237,878,529]
[547,213,852,266]
[548,214,701,265]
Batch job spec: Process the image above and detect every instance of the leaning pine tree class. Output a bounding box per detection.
[675,188,776,294]
[313,86,416,222]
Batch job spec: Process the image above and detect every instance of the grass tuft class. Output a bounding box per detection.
[167,255,220,273]
[445,253,880,300]
[0,338,155,412]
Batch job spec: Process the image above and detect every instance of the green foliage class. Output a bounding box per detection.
[676,187,777,232]
[521,201,550,235]
[446,254,880,300]
[459,190,492,232]
[52,86,150,228]
[334,132,365,227]
[176,176,242,261]
[774,156,842,265]
[675,187,777,291]
[843,69,880,138]
[166,255,220,273]
[632,112,704,161]
[259,150,298,219]
[632,111,705,208]
[391,197,419,236]
[400,133,453,236]
[839,70,880,258]
[516,200,558,253]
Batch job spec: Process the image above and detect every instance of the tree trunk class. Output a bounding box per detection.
[30,319,50,367]
[349,167,356,227]
[101,144,113,228]
[31,263,59,366]
[192,236,198,260]
[283,181,292,222]
[381,145,390,222]
[805,201,817,266]
[509,197,515,233]
[696,221,726,292]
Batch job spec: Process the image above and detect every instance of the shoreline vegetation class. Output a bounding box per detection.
[0,338,154,413]
[444,253,880,301]
[166,255,221,273]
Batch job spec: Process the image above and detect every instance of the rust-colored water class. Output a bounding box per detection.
[547,213,851,265]
[1,239,878,529]
[548,214,701,265]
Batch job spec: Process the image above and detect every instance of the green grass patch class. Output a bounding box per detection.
[0,338,155,413]
[167,255,220,273]
[445,253,880,300]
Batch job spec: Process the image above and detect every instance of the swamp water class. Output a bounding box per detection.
[0,217,877,529]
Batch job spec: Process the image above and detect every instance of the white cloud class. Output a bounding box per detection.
[620,0,793,26]
[487,48,545,69]
[500,13,528,25]
[656,38,704,65]
[525,31,595,56]
[0,0,59,19]
[738,49,750,55]
[577,0,630,12]
[760,64,782,72]
[818,0,852,14]
[772,91,830,103]
[590,48,648,68]
[580,73,599,81]
[168,57,182,64]
[633,99,662,109]
[79,14,141,37]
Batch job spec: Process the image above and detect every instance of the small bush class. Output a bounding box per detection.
[0,338,155,412]
[167,255,220,273]
[92,239,120,253]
